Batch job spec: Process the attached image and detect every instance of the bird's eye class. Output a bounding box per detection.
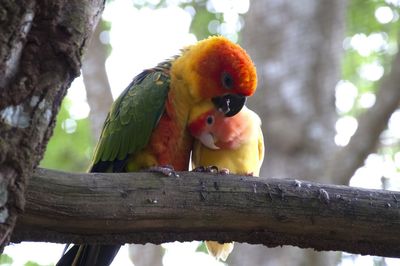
[206,115,214,125]
[221,72,234,90]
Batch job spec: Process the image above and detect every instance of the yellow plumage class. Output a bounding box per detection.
[204,241,234,262]
[190,103,264,176]
[188,102,265,260]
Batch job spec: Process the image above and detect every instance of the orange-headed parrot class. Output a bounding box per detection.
[57,36,257,266]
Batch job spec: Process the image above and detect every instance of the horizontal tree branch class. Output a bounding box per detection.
[12,168,400,258]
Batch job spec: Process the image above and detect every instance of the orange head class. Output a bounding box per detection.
[174,36,257,117]
[188,102,257,150]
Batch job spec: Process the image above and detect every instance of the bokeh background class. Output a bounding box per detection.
[2,0,400,265]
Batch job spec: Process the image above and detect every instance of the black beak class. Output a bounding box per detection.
[212,94,246,117]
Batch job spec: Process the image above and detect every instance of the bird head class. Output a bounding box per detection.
[188,101,255,150]
[176,36,257,117]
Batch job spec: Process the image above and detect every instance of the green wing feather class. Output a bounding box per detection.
[90,69,170,171]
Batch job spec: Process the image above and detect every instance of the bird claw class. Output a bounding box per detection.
[219,168,230,175]
[193,166,207,172]
[146,165,179,177]
[206,166,219,173]
[192,166,221,174]
[192,166,218,173]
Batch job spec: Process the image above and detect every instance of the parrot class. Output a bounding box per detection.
[56,35,257,266]
[188,101,264,261]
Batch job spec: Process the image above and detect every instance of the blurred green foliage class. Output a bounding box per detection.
[343,0,400,165]
[101,19,113,57]
[0,254,54,266]
[343,0,400,115]
[187,2,220,40]
[195,241,208,254]
[39,98,92,172]
[179,0,226,40]
[131,0,243,41]
[24,262,45,266]
[0,254,12,265]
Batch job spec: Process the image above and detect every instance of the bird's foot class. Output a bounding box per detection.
[219,168,230,175]
[206,165,219,173]
[192,165,223,174]
[193,165,218,173]
[192,166,207,172]
[146,165,179,177]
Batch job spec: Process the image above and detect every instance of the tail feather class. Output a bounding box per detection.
[56,244,120,266]
[205,241,234,261]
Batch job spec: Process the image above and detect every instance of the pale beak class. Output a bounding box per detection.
[198,133,220,150]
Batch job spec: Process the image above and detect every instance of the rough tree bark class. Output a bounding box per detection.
[0,0,105,250]
[11,168,400,258]
[233,1,347,265]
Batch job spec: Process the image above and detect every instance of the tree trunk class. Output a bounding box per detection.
[82,20,113,141]
[326,47,400,185]
[0,0,104,250]
[231,0,347,265]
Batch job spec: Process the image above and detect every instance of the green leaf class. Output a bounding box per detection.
[196,242,208,254]
[0,254,13,265]
[24,261,41,266]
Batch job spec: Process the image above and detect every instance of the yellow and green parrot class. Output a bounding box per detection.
[188,101,264,261]
[57,36,257,266]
